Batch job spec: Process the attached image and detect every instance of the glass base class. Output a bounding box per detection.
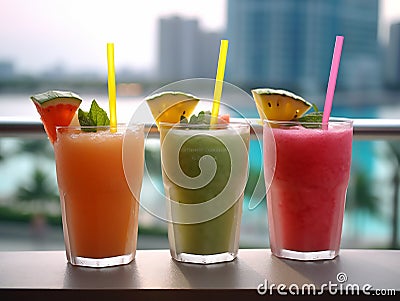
[68,253,134,268]
[172,252,237,264]
[272,249,339,261]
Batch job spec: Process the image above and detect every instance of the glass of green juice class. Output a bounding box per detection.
[159,121,250,264]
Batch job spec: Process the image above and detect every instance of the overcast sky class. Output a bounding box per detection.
[0,0,399,74]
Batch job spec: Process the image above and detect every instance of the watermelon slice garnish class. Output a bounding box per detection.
[30,90,82,144]
[251,88,312,121]
[145,91,200,127]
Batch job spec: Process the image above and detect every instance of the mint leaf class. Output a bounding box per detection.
[297,112,323,128]
[78,100,110,131]
[297,111,323,123]
[89,99,110,126]
[179,111,228,126]
[78,109,91,126]
[188,111,212,124]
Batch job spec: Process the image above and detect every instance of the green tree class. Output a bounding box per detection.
[0,143,4,162]
[16,139,53,158]
[388,141,400,249]
[347,170,380,214]
[16,167,59,203]
[346,168,380,242]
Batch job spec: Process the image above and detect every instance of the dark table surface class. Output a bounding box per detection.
[1,249,399,300]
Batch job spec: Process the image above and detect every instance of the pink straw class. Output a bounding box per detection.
[322,36,344,128]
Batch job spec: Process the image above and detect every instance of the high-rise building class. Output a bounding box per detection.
[157,16,222,82]
[226,0,380,91]
[385,22,400,87]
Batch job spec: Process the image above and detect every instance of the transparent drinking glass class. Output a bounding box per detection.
[159,122,250,264]
[54,124,144,267]
[263,118,353,261]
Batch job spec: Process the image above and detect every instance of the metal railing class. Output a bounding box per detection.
[1,117,400,139]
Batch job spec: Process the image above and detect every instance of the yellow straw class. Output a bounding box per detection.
[211,39,229,125]
[107,42,117,132]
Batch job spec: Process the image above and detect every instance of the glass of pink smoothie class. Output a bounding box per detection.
[263,118,353,261]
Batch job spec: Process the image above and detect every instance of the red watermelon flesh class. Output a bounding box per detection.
[31,91,82,144]
[34,102,79,143]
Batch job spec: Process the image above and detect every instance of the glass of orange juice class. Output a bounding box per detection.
[54,124,144,268]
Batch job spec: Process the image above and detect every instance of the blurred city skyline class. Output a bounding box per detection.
[0,0,400,76]
[0,0,226,74]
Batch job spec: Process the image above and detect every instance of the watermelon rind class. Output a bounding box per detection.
[145,91,200,125]
[144,91,198,102]
[30,90,82,108]
[251,88,311,106]
[251,88,312,121]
